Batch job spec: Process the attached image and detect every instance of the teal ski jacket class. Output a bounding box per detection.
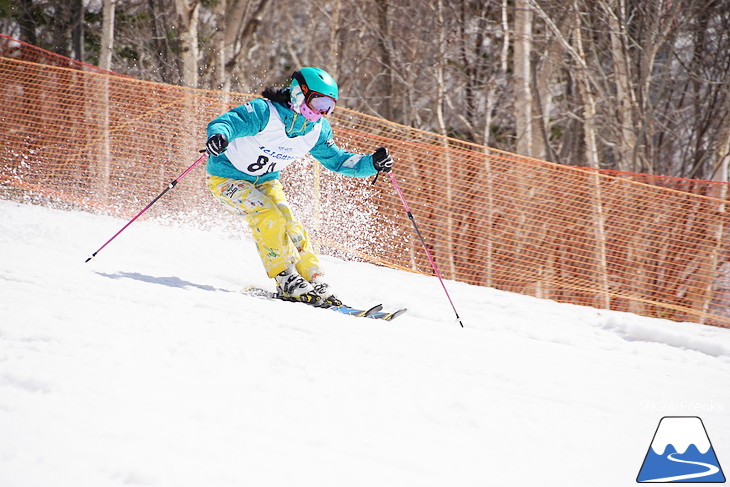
[206,98,377,183]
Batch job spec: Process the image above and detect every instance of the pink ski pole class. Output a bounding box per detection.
[387,172,464,327]
[85,152,208,263]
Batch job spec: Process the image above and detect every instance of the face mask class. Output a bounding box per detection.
[291,83,336,122]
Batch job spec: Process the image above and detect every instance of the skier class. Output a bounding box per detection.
[205,67,393,307]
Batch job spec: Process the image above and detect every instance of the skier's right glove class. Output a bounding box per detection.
[372,147,393,173]
[206,134,229,156]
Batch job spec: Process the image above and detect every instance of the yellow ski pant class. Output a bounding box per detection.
[207,175,322,280]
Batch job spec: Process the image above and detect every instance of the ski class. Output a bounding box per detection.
[330,303,384,318]
[241,287,406,321]
[369,308,408,322]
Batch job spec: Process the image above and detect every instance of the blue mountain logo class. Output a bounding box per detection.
[637,416,725,483]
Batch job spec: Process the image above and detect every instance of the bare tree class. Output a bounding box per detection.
[14,0,39,46]
[600,0,637,172]
[71,0,84,61]
[147,0,174,83]
[174,0,201,88]
[99,0,115,71]
[513,0,533,157]
[3,0,730,181]
[210,0,271,92]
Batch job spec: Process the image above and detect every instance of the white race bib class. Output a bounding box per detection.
[224,101,321,177]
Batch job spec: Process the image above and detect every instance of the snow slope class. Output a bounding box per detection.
[1,199,729,487]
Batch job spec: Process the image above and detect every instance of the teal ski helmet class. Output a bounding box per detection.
[290,67,338,121]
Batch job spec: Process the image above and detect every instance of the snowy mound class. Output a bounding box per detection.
[1,200,729,487]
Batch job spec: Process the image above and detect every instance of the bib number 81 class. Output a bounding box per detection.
[247,155,277,175]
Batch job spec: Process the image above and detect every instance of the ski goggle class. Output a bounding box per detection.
[306,92,336,116]
[298,92,336,122]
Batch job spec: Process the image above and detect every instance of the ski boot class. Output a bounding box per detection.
[274,265,323,306]
[310,275,344,307]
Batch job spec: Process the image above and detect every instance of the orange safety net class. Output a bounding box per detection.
[2,34,730,328]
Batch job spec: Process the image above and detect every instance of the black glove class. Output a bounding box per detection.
[206,134,228,156]
[372,147,393,173]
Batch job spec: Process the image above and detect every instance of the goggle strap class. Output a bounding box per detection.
[292,71,308,94]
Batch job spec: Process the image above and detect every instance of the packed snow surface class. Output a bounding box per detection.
[1,199,729,486]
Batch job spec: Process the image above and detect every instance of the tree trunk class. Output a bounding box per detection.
[148,0,172,84]
[375,0,395,122]
[328,0,342,78]
[514,0,533,157]
[701,78,730,323]
[220,0,271,92]
[16,0,38,46]
[480,0,513,287]
[50,3,72,58]
[602,0,637,172]
[100,0,116,71]
[99,0,116,202]
[434,0,455,279]
[572,5,610,309]
[174,0,201,88]
[572,35,597,166]
[713,85,730,183]
[532,10,566,162]
[71,0,84,62]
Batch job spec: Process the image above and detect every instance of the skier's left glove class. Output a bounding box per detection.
[372,147,393,173]
[206,134,228,156]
